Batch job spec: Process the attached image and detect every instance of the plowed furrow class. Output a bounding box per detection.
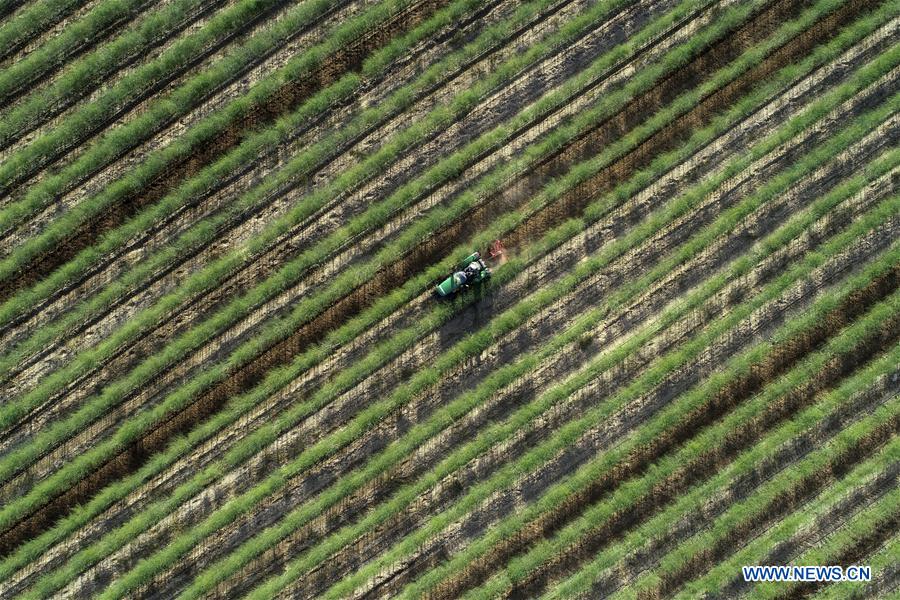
[0,0,872,556]
[576,373,898,599]
[0,0,450,301]
[505,315,899,600]
[189,114,899,600]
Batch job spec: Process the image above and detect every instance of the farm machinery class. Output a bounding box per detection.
[433,240,504,298]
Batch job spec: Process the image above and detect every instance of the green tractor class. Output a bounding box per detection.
[433,240,504,298]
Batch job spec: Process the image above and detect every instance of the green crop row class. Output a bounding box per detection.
[752,485,900,599]
[305,223,900,600]
[545,355,900,600]
[194,156,900,600]
[465,292,900,600]
[0,0,83,60]
[15,50,890,597]
[0,0,324,179]
[0,0,736,490]
[812,500,900,600]
[0,4,856,592]
[0,0,717,587]
[0,0,156,103]
[234,106,900,600]
[0,0,631,369]
[677,414,900,598]
[5,4,884,584]
[0,0,396,227]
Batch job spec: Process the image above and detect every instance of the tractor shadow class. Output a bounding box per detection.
[434,283,499,354]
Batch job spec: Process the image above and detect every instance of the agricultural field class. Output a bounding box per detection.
[0,0,897,597]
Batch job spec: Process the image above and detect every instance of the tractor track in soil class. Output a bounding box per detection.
[0,0,226,110]
[0,0,876,552]
[0,0,453,300]
[0,0,102,69]
[0,0,604,388]
[0,0,724,482]
[503,315,900,600]
[581,374,899,599]
[12,63,883,598]
[782,508,900,599]
[207,173,899,600]
[362,264,900,600]
[0,0,337,189]
[127,99,890,600]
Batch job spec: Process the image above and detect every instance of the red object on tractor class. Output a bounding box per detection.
[487,239,504,260]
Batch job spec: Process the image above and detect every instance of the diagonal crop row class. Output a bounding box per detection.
[135,72,898,600]
[29,30,892,596]
[0,0,740,548]
[468,297,900,600]
[671,423,900,599]
[0,0,768,500]
[0,0,676,390]
[172,113,900,600]
[5,27,880,596]
[160,82,900,600]
[0,0,197,107]
[0,7,884,576]
[0,0,456,299]
[0,0,91,63]
[293,234,900,600]
[0,0,417,230]
[543,364,899,600]
[31,123,896,600]
[0,0,343,192]
[809,492,900,600]
[1,1,892,592]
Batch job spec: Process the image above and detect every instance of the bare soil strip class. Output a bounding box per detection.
[0,0,451,301]
[16,52,877,599]
[0,0,871,556]
[504,315,900,600]
[0,0,101,66]
[711,450,899,598]
[0,0,361,198]
[0,0,724,488]
[579,372,899,598]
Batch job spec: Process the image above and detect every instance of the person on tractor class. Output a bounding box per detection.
[433,242,504,298]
